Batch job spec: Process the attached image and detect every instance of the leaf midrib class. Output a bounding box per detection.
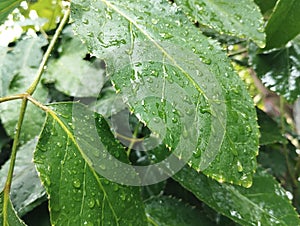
[101,0,207,100]
[46,106,120,225]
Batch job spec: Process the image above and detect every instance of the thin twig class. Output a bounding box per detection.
[26,6,70,95]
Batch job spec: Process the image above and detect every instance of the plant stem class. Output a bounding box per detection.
[3,98,28,225]
[0,93,26,103]
[26,5,70,95]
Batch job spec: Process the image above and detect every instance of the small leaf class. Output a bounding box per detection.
[0,0,22,25]
[0,36,48,143]
[0,139,46,217]
[145,196,215,226]
[175,0,265,47]
[71,0,259,187]
[254,0,278,15]
[26,0,63,31]
[0,192,26,226]
[173,166,300,226]
[45,27,106,97]
[264,0,300,50]
[249,36,300,103]
[34,102,148,225]
[256,108,286,145]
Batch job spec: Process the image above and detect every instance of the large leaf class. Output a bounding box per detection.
[34,102,148,225]
[45,27,106,97]
[0,36,48,143]
[173,166,300,226]
[0,192,25,226]
[71,0,259,186]
[0,0,22,25]
[0,139,46,217]
[145,196,215,226]
[174,0,265,47]
[264,0,300,50]
[249,36,300,103]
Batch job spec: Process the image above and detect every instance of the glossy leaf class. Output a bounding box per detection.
[0,139,46,217]
[34,102,148,225]
[173,166,300,226]
[249,36,300,103]
[256,108,286,145]
[0,0,22,25]
[175,0,265,47]
[145,196,215,226]
[0,193,25,226]
[264,0,300,50]
[45,27,106,97]
[71,0,259,187]
[0,36,48,143]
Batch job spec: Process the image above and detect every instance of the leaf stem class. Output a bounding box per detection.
[3,97,28,225]
[0,93,26,103]
[26,5,70,95]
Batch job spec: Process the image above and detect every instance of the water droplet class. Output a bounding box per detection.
[82,18,89,24]
[193,150,201,158]
[120,193,126,201]
[44,176,51,186]
[185,108,194,116]
[171,117,178,123]
[56,142,63,148]
[237,160,243,172]
[151,18,159,24]
[72,179,81,188]
[87,198,95,208]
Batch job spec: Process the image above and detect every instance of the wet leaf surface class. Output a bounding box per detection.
[45,27,106,97]
[249,36,300,103]
[175,0,265,47]
[145,196,215,226]
[173,166,300,226]
[0,192,25,226]
[34,102,147,225]
[71,0,259,187]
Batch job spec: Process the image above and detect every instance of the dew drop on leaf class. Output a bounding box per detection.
[87,198,95,209]
[237,160,243,172]
[72,179,81,188]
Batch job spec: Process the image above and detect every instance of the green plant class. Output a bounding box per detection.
[0,0,300,225]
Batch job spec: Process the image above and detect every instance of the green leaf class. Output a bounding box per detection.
[174,0,265,47]
[27,0,63,31]
[0,139,46,217]
[45,27,106,97]
[145,196,215,226]
[71,0,259,187]
[254,0,278,15]
[34,102,148,225]
[256,108,286,145]
[173,166,300,226]
[0,193,26,226]
[0,0,22,25]
[249,36,300,103]
[264,0,300,50]
[0,36,48,143]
